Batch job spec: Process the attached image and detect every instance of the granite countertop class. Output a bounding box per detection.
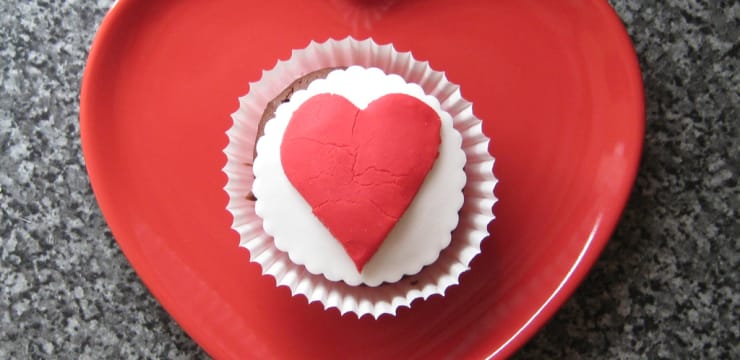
[1,0,737,358]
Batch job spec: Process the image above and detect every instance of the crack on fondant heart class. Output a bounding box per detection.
[280,93,441,272]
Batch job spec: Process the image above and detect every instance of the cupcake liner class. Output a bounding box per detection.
[224,37,498,318]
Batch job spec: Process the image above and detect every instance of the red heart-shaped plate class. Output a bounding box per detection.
[80,0,643,358]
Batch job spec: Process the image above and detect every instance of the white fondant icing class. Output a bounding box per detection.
[253,66,466,286]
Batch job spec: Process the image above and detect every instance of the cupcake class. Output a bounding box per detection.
[224,38,497,318]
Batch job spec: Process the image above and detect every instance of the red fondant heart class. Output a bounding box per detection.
[280,93,441,271]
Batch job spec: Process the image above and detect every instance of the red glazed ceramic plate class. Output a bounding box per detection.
[80,0,643,358]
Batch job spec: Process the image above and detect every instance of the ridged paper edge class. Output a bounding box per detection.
[223,37,498,319]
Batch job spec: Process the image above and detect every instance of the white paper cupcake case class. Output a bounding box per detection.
[223,37,498,319]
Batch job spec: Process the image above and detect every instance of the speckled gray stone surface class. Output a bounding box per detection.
[0,0,737,358]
